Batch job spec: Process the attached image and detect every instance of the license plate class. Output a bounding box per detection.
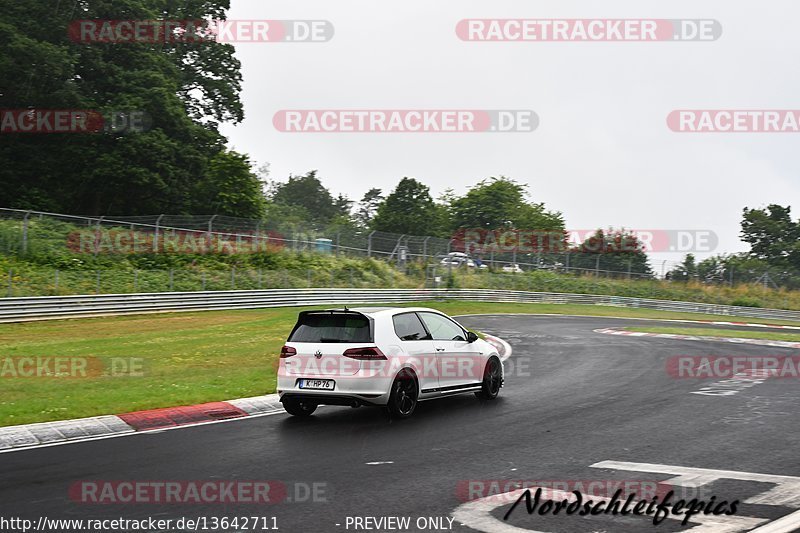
[298,379,335,390]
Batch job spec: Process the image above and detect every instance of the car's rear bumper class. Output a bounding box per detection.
[277,374,393,406]
[279,392,385,407]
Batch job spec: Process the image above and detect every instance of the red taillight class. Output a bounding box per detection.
[280,345,297,358]
[343,347,387,360]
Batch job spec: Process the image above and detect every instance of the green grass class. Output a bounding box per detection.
[2,300,800,427]
[626,326,800,342]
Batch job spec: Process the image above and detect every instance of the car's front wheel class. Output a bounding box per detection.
[476,357,502,400]
[283,397,318,417]
[386,370,418,419]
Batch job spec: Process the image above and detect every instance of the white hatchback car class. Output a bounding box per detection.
[277,307,503,418]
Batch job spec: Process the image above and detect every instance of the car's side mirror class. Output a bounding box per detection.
[466,331,479,343]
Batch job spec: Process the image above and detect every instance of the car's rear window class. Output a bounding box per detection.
[288,313,372,343]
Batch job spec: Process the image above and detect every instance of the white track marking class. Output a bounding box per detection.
[749,508,800,533]
[591,461,800,488]
[454,313,800,330]
[593,328,800,349]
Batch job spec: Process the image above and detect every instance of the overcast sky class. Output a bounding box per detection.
[220,0,800,265]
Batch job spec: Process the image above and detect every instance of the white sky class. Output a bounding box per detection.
[220,0,800,265]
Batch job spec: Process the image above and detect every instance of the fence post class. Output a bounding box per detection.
[349,268,354,287]
[336,231,341,257]
[231,266,235,289]
[94,216,104,257]
[169,269,174,291]
[595,255,600,276]
[207,214,218,252]
[367,231,375,258]
[7,269,12,297]
[154,214,164,252]
[202,271,206,291]
[307,269,312,287]
[627,258,632,280]
[422,236,429,264]
[54,269,59,293]
[21,210,31,254]
[258,269,262,289]
[133,269,138,292]
[96,270,101,294]
[565,252,570,273]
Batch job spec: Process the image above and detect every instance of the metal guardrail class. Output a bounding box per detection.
[1,289,800,323]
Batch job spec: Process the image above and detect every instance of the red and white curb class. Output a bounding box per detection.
[484,334,513,362]
[692,320,800,330]
[456,312,800,330]
[0,393,283,454]
[595,328,800,349]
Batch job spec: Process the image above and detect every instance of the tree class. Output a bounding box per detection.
[0,0,244,215]
[355,188,384,227]
[271,171,347,226]
[371,178,443,235]
[570,229,653,277]
[450,177,564,231]
[196,150,267,218]
[741,205,800,270]
[666,253,698,282]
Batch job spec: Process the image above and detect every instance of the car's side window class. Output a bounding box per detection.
[393,313,431,341]
[418,312,466,341]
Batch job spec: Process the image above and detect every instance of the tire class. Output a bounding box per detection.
[476,357,502,400]
[386,370,419,419]
[283,397,318,417]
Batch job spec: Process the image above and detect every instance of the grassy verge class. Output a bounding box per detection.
[2,301,800,427]
[626,326,800,342]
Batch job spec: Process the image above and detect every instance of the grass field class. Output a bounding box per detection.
[627,326,800,342]
[2,301,800,427]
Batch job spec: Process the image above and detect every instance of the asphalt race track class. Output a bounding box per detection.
[2,314,800,533]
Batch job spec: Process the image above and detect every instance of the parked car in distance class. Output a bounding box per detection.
[277,307,504,419]
[502,263,524,273]
[440,252,485,268]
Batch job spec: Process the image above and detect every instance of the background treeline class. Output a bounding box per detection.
[667,204,800,290]
[0,0,264,216]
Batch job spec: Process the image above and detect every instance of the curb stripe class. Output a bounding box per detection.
[484,334,513,362]
[594,328,800,349]
[118,401,248,431]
